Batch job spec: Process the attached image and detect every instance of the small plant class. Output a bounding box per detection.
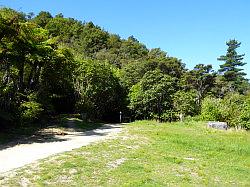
[19,101,44,125]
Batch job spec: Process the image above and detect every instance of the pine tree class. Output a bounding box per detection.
[218,39,246,91]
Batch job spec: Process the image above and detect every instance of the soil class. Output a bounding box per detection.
[0,120,123,173]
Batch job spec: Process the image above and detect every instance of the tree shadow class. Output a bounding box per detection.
[0,129,69,151]
[0,117,123,151]
[64,119,122,131]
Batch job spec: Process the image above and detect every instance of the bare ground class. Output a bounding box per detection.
[0,120,123,173]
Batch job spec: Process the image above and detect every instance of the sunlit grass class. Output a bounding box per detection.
[1,120,249,186]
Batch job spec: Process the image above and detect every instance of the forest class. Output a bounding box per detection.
[1,8,250,130]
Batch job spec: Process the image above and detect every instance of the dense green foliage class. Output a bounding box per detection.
[74,60,124,120]
[201,93,250,129]
[129,70,177,120]
[0,8,249,129]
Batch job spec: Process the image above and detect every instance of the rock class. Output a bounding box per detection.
[207,121,228,130]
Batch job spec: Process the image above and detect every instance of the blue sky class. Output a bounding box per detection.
[1,0,250,78]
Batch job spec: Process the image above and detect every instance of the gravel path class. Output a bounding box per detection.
[0,122,123,173]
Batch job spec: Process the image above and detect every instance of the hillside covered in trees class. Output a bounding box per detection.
[1,8,250,129]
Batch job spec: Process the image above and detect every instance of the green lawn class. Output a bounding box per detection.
[1,120,249,186]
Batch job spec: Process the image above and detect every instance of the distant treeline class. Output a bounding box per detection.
[0,8,249,129]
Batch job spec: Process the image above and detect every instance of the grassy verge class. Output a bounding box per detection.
[1,120,249,186]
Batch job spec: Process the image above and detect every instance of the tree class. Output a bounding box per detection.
[201,94,250,129]
[218,39,247,92]
[77,22,109,57]
[0,8,32,126]
[40,47,76,113]
[120,57,185,90]
[157,57,186,79]
[95,34,122,66]
[173,90,198,120]
[74,60,124,120]
[148,48,167,59]
[45,15,83,48]
[186,64,215,106]
[119,60,157,89]
[32,11,52,28]
[0,8,77,126]
[129,70,176,121]
[119,35,148,63]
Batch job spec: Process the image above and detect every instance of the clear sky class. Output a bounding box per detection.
[1,0,250,78]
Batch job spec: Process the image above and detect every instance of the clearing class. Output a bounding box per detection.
[0,120,249,186]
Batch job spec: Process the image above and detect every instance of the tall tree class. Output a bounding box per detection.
[147,48,167,59]
[32,11,52,28]
[186,64,215,106]
[218,39,246,92]
[119,35,148,63]
[129,70,176,121]
[74,60,124,120]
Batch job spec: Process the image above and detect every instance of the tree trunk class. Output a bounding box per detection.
[17,61,24,92]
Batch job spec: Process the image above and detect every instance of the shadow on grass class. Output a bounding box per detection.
[0,114,120,151]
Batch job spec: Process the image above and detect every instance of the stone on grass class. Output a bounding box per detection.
[207,121,228,130]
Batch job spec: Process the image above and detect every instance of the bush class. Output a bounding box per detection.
[242,94,250,129]
[19,101,44,124]
[201,94,250,129]
[161,110,178,122]
[200,97,222,121]
[220,93,244,128]
[184,115,202,122]
[173,90,198,117]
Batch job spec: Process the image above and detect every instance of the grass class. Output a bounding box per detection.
[0,120,249,186]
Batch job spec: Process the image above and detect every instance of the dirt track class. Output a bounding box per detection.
[0,122,122,173]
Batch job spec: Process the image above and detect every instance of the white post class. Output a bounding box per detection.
[120,111,122,123]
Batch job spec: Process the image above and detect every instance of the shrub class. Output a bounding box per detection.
[242,94,250,129]
[19,101,44,124]
[173,90,198,117]
[184,115,202,122]
[200,97,222,121]
[201,94,250,129]
[161,109,178,122]
[220,93,245,128]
